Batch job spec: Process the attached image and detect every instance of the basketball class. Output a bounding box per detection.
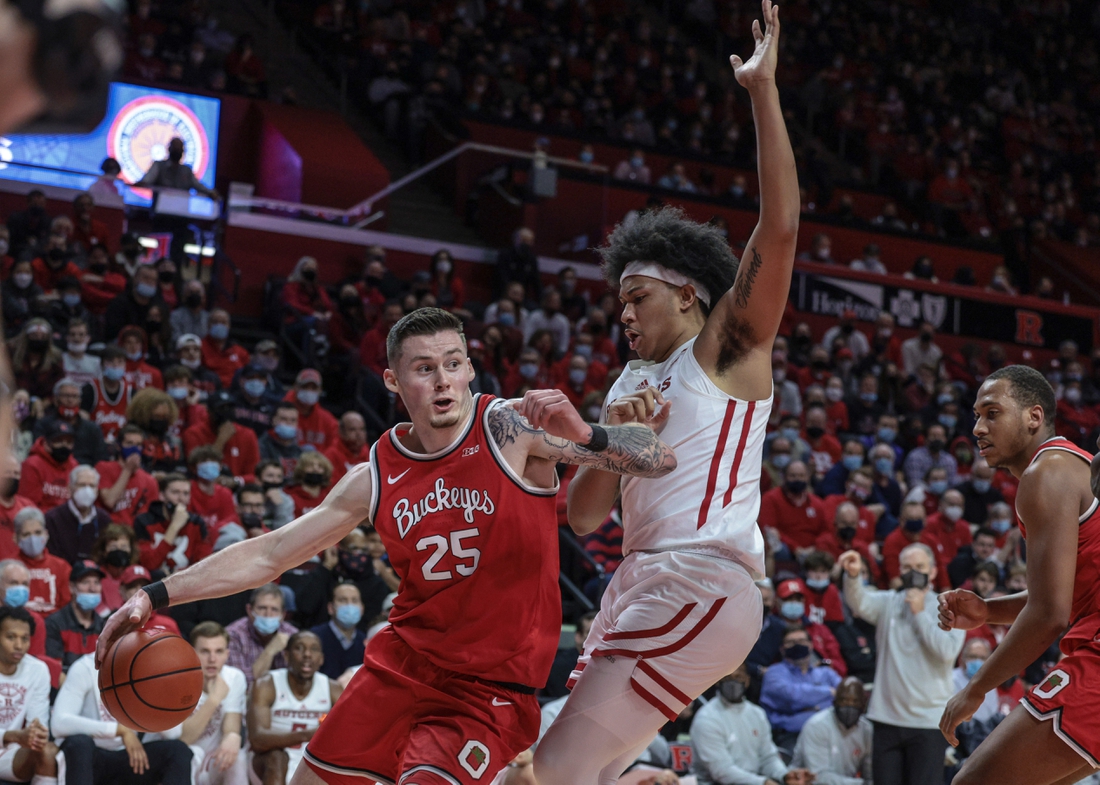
[97,627,203,733]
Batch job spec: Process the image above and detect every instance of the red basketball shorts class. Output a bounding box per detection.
[1022,638,1100,768]
[304,625,541,785]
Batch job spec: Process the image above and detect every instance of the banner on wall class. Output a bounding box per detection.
[792,271,1095,352]
[0,83,220,208]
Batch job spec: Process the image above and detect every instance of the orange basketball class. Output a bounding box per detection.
[97,627,203,733]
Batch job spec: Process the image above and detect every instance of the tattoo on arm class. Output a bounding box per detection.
[733,246,764,309]
[486,404,676,478]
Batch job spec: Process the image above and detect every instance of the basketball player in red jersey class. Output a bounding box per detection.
[938,365,1100,785]
[96,307,677,785]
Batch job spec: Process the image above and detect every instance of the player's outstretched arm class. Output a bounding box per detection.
[499,391,676,479]
[695,0,799,397]
[95,463,373,668]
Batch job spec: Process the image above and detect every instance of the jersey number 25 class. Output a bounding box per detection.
[416,528,481,581]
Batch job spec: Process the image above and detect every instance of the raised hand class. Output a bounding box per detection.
[838,550,863,579]
[607,388,671,432]
[937,589,989,631]
[730,0,781,89]
[513,390,592,444]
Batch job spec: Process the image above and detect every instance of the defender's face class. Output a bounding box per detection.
[385,331,475,431]
[618,276,685,361]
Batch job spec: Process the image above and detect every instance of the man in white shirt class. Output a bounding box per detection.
[691,663,813,785]
[522,289,572,356]
[839,545,964,785]
[51,653,193,785]
[0,606,56,785]
[791,677,873,785]
[181,621,247,785]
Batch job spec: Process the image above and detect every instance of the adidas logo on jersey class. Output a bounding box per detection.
[392,477,496,538]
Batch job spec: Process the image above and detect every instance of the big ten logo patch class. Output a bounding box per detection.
[462,444,480,458]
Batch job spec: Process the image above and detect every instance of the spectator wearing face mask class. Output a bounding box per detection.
[821,376,850,435]
[226,583,297,689]
[14,508,72,615]
[759,460,829,562]
[126,387,185,475]
[289,528,391,632]
[815,502,882,586]
[89,523,138,613]
[175,333,222,399]
[613,148,652,184]
[33,378,107,466]
[803,405,842,478]
[900,322,943,379]
[762,437,794,495]
[816,439,867,497]
[691,663,813,785]
[46,276,92,337]
[923,488,973,565]
[117,325,163,391]
[169,279,210,344]
[86,347,133,443]
[958,459,1002,526]
[771,351,803,421]
[61,318,100,388]
[555,353,598,408]
[798,233,834,265]
[748,580,846,685]
[78,244,127,314]
[769,416,812,466]
[2,260,44,339]
[503,347,551,397]
[822,468,882,543]
[134,473,212,575]
[259,403,303,478]
[285,369,338,452]
[0,560,48,663]
[104,264,165,342]
[761,626,844,750]
[309,583,367,682]
[162,365,210,434]
[822,310,871,363]
[881,502,950,590]
[31,231,82,293]
[791,677,873,784]
[902,423,957,488]
[187,446,240,534]
[20,420,79,512]
[10,319,65,401]
[1055,379,1098,448]
[286,452,333,519]
[0,456,33,544]
[182,390,260,487]
[45,559,106,673]
[254,461,295,530]
[44,465,110,564]
[801,552,845,625]
[202,310,250,388]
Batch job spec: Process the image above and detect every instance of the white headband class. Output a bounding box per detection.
[621,261,712,307]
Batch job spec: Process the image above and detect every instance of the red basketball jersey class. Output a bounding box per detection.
[369,394,561,688]
[89,379,133,442]
[1021,437,1100,653]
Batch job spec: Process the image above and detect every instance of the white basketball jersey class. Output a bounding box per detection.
[268,669,331,782]
[192,665,247,757]
[604,337,770,577]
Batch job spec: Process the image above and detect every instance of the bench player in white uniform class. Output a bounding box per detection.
[532,3,799,782]
[247,632,340,785]
[0,607,55,785]
[182,622,248,785]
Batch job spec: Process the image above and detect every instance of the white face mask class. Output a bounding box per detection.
[67,341,88,354]
[73,486,98,509]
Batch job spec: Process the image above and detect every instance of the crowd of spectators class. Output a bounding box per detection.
[282,0,1100,252]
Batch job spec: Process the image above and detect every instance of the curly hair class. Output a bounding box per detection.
[126,387,179,428]
[598,206,739,316]
[91,524,138,567]
[294,451,333,485]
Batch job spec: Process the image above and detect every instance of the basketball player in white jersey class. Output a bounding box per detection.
[248,632,340,785]
[532,3,799,782]
[182,621,248,785]
[0,607,56,785]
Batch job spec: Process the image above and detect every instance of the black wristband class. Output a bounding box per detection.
[581,424,610,452]
[142,581,170,611]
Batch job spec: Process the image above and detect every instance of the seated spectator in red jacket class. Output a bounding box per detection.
[187,446,240,534]
[202,310,250,388]
[923,488,973,564]
[14,507,71,616]
[801,551,845,625]
[91,523,139,614]
[359,301,404,378]
[814,501,882,585]
[773,579,846,676]
[882,501,950,590]
[78,244,127,313]
[0,560,48,659]
[96,425,159,526]
[286,452,333,519]
[823,376,850,434]
[134,473,212,574]
[555,353,599,408]
[428,249,468,317]
[821,468,878,545]
[118,325,164,391]
[329,285,371,357]
[0,456,33,552]
[44,464,111,565]
[803,404,842,479]
[324,412,369,484]
[503,347,552,398]
[127,387,186,476]
[759,460,829,561]
[31,232,82,293]
[70,192,110,254]
[175,334,223,400]
[21,421,78,512]
[182,391,260,487]
[45,558,105,672]
[285,369,339,452]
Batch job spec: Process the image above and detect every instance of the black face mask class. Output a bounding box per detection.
[898,570,929,591]
[785,480,808,495]
[341,297,360,310]
[0,477,18,499]
[301,269,317,283]
[838,525,857,541]
[806,426,825,440]
[90,263,107,275]
[339,550,370,578]
[241,512,264,530]
[719,680,746,703]
[147,418,170,436]
[835,705,862,728]
[303,472,325,487]
[104,549,131,568]
[185,293,203,309]
[145,320,162,335]
[48,248,66,262]
[365,275,383,287]
[262,481,283,493]
[158,270,175,283]
[784,643,811,661]
[927,439,945,453]
[50,446,73,464]
[27,339,49,354]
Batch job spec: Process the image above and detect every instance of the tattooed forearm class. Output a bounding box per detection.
[487,403,676,478]
[733,245,764,309]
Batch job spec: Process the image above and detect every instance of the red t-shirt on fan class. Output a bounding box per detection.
[370,394,560,688]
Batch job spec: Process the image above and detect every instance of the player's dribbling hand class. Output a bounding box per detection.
[940,684,984,747]
[514,389,592,444]
[606,388,670,431]
[838,550,863,579]
[95,589,152,669]
[937,589,988,631]
[730,0,780,90]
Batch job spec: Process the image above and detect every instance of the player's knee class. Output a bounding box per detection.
[34,742,59,776]
[951,760,984,785]
[530,748,576,785]
[60,734,96,765]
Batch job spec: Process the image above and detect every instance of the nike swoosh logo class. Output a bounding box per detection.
[491,697,512,707]
[387,469,410,485]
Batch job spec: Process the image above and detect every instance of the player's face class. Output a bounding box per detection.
[973,379,1042,469]
[287,635,323,679]
[0,619,30,667]
[194,635,229,678]
[619,276,690,362]
[385,331,475,431]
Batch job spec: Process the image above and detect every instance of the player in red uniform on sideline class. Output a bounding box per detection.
[938,365,1100,785]
[95,308,676,785]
